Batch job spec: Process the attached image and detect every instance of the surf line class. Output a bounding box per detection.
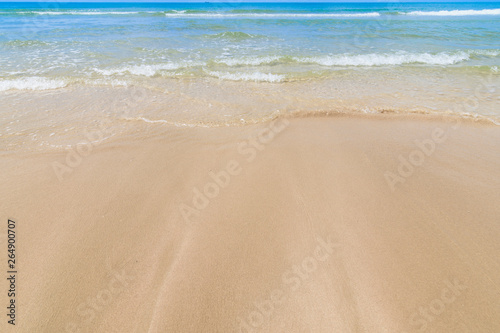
[179,118,290,223]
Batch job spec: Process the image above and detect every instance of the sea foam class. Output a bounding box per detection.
[404,9,500,16]
[294,51,474,67]
[164,12,381,18]
[94,62,203,77]
[214,56,283,67]
[0,77,67,91]
[21,11,144,15]
[206,71,285,82]
[214,50,495,68]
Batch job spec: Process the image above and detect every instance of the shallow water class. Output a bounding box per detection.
[0,2,499,151]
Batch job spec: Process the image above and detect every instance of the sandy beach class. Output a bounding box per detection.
[1,114,499,332]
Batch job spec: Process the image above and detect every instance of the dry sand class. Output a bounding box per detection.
[1,114,500,332]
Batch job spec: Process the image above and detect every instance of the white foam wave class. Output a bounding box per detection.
[0,10,380,17]
[206,71,285,82]
[214,50,499,68]
[29,11,143,15]
[214,56,282,67]
[295,51,472,66]
[94,62,203,77]
[0,77,67,91]
[164,12,380,18]
[404,9,500,16]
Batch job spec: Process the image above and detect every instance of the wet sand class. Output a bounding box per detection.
[1,114,500,332]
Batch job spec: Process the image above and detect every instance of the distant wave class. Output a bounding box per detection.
[0,77,67,91]
[0,10,380,18]
[38,11,141,15]
[202,31,265,40]
[164,12,381,18]
[2,8,499,18]
[0,10,147,15]
[404,9,500,16]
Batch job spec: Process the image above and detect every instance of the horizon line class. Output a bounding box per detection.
[1,0,499,3]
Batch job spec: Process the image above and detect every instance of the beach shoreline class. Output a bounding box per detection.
[1,68,499,155]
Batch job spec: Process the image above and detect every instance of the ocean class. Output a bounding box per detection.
[1,2,499,85]
[0,2,499,150]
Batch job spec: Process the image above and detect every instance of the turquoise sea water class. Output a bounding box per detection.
[0,2,499,88]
